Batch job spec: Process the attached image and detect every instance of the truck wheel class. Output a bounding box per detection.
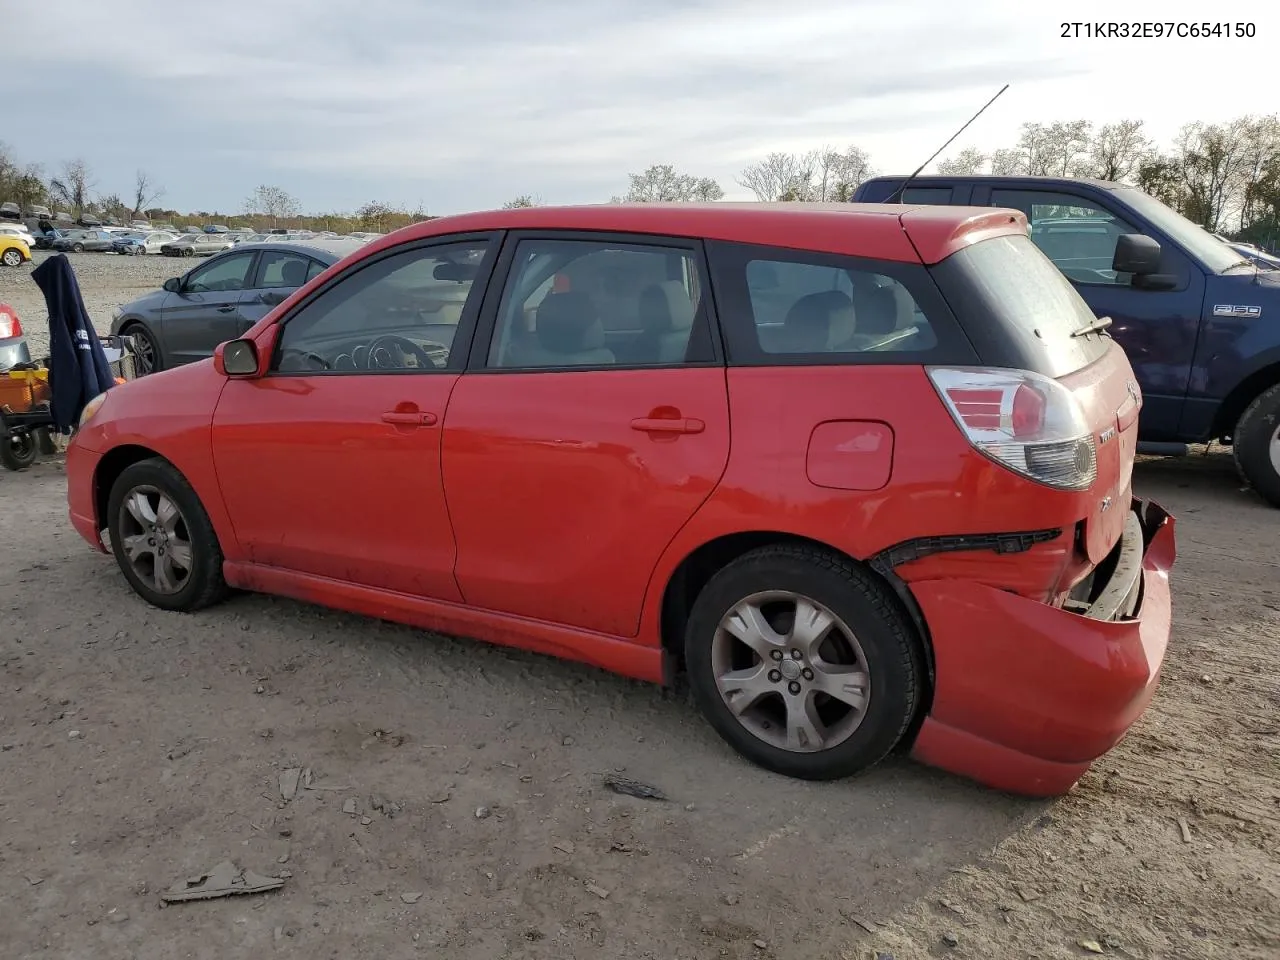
[1233,383,1280,508]
[684,544,924,781]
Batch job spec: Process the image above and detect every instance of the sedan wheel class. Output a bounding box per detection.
[1,248,23,267]
[124,324,162,375]
[106,459,229,611]
[685,544,923,780]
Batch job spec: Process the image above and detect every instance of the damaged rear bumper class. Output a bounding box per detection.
[907,498,1176,797]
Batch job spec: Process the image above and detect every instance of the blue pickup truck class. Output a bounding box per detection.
[853,175,1280,506]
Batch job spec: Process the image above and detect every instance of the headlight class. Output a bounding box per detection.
[79,392,109,428]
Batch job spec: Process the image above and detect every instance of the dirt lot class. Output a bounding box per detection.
[1,252,1278,959]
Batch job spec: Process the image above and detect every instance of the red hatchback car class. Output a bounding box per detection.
[66,203,1176,796]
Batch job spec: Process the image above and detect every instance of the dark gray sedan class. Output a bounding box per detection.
[109,239,365,373]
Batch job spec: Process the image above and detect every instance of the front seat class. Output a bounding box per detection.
[850,283,912,337]
[508,291,616,367]
[780,290,856,353]
[637,281,695,363]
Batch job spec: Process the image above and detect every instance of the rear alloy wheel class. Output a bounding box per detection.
[1232,383,1280,508]
[124,323,162,374]
[1,248,23,267]
[684,544,923,780]
[106,458,228,612]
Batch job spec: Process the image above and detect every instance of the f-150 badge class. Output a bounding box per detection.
[1213,304,1262,318]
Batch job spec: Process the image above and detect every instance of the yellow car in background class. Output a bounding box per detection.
[1,234,32,268]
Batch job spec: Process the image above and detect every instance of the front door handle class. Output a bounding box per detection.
[630,416,705,435]
[217,306,236,313]
[381,410,438,426]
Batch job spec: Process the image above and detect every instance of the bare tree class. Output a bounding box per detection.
[819,146,875,201]
[48,158,95,216]
[502,194,540,208]
[132,169,165,217]
[738,152,814,201]
[1017,121,1093,176]
[1085,120,1150,182]
[612,164,724,203]
[1235,115,1280,230]
[1135,154,1185,208]
[355,201,395,231]
[989,148,1026,176]
[935,146,988,176]
[1169,119,1255,229]
[244,184,301,225]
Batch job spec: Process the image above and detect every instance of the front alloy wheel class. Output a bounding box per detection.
[1,248,23,267]
[117,486,194,595]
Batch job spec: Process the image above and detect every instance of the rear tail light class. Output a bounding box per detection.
[927,366,1097,490]
[0,304,22,339]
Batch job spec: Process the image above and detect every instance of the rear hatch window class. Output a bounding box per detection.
[929,233,1109,379]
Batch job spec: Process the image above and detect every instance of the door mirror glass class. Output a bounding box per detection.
[1112,233,1162,274]
[162,277,181,293]
[222,339,259,375]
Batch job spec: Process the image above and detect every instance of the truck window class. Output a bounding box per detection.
[990,190,1140,286]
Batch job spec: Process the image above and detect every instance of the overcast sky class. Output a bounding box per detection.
[5,0,1277,216]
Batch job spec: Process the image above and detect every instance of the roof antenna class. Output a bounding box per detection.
[885,84,1010,204]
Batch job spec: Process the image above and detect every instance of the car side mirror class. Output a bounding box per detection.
[215,338,260,377]
[162,277,181,293]
[1113,234,1161,274]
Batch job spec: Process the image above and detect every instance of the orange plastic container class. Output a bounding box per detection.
[0,369,51,413]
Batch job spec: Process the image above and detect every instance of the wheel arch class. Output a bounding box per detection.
[93,444,168,534]
[1213,360,1280,441]
[657,530,936,714]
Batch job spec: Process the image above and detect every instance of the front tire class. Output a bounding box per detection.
[106,458,229,612]
[124,322,162,374]
[72,243,84,253]
[1233,383,1280,507]
[1,248,23,267]
[684,544,924,781]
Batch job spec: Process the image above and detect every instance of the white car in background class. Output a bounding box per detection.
[0,223,37,249]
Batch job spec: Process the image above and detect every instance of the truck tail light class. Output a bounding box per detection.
[927,366,1097,490]
[0,304,22,339]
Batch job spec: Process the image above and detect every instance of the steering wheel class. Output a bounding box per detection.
[364,334,440,370]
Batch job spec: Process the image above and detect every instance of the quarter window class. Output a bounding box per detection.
[273,240,490,374]
[486,238,711,369]
[185,252,254,293]
[709,243,941,360]
[990,189,1140,286]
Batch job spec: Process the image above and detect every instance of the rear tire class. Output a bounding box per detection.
[72,243,84,253]
[1232,383,1280,508]
[684,544,924,781]
[1,248,22,267]
[106,458,229,612]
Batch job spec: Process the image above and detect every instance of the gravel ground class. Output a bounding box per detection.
[1,253,1278,959]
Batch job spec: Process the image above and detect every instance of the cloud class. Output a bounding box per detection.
[4,0,1277,213]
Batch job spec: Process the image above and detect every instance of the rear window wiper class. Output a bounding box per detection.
[1071,316,1113,338]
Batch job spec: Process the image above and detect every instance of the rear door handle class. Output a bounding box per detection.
[630,417,705,434]
[381,411,438,426]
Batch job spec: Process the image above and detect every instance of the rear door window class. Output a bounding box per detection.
[706,240,977,365]
[928,233,1110,378]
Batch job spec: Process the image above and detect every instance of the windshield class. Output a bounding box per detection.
[1118,187,1247,274]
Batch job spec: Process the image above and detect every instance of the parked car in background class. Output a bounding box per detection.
[180,224,202,234]
[160,233,235,257]
[111,238,362,371]
[853,174,1280,506]
[346,232,385,242]
[23,204,53,220]
[0,202,20,220]
[53,229,117,252]
[114,231,178,255]
[76,203,1176,797]
[34,228,62,250]
[204,224,230,234]
[77,214,104,228]
[0,234,31,268]
[0,222,37,249]
[0,302,32,369]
